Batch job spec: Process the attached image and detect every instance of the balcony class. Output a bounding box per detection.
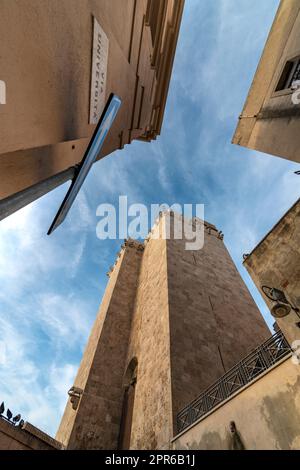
[177,331,291,434]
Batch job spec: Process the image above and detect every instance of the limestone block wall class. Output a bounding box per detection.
[125,212,269,448]
[56,212,271,450]
[126,216,173,450]
[166,213,269,431]
[56,240,143,449]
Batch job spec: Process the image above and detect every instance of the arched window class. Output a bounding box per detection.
[118,358,138,449]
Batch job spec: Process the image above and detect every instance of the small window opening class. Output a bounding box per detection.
[276,57,300,91]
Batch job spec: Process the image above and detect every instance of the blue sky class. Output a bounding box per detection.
[0,0,299,437]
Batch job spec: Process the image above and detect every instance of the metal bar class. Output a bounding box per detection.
[0,167,76,222]
[48,93,122,235]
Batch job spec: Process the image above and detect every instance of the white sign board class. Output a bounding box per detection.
[0,80,6,104]
[89,18,109,124]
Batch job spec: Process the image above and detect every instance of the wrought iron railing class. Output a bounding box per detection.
[177,331,291,434]
[0,402,24,427]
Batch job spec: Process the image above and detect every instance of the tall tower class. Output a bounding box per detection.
[56,212,269,450]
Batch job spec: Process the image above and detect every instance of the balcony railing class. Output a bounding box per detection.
[0,402,24,427]
[177,331,291,434]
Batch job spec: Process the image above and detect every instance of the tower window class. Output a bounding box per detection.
[276,57,300,91]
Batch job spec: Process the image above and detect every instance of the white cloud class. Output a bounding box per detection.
[0,184,96,436]
[36,292,92,344]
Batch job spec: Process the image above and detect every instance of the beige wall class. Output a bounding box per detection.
[0,0,184,199]
[0,419,59,450]
[172,357,300,450]
[233,0,300,163]
[243,198,300,346]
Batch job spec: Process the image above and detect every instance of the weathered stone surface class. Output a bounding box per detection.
[244,198,300,345]
[57,212,269,450]
[0,419,61,450]
[172,357,300,450]
[56,240,143,449]
[166,214,269,432]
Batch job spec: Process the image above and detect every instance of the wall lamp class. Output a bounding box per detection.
[262,286,300,320]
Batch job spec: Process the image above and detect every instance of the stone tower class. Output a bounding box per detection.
[56,212,269,450]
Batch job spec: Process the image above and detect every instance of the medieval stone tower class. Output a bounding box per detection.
[56,212,269,450]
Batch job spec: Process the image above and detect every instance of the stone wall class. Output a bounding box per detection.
[167,213,269,433]
[56,212,271,450]
[126,216,173,450]
[56,240,144,449]
[244,198,300,346]
[0,419,61,450]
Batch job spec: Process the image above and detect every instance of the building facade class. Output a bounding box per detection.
[172,348,300,450]
[0,416,62,450]
[56,212,269,450]
[243,198,300,347]
[0,0,184,217]
[232,0,300,163]
[172,199,300,450]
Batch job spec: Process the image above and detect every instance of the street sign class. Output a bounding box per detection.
[47,93,122,235]
[0,80,6,104]
[89,17,109,124]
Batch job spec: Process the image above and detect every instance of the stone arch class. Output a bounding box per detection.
[123,356,138,387]
[118,357,138,449]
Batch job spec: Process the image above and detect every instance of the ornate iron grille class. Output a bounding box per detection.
[176,331,291,434]
[0,402,24,427]
[289,59,300,87]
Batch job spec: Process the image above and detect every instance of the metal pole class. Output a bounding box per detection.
[0,166,76,221]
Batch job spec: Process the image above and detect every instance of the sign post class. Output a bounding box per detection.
[48,93,121,235]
